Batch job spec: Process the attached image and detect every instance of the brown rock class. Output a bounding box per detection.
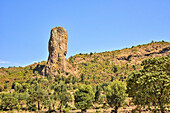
[43,27,68,77]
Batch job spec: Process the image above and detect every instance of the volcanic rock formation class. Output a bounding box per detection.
[42,27,68,76]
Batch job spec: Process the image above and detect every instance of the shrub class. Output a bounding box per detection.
[105,80,127,113]
[74,84,94,112]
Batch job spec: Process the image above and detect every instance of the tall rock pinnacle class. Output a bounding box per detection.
[43,27,68,77]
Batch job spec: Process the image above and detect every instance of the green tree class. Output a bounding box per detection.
[27,87,46,110]
[0,93,19,110]
[14,92,30,109]
[80,74,85,82]
[59,92,72,107]
[54,82,67,94]
[13,82,23,92]
[90,52,93,55]
[69,56,74,63]
[105,80,127,113]
[55,75,62,83]
[74,84,94,112]
[54,81,69,111]
[95,85,102,102]
[98,94,106,104]
[65,75,72,84]
[111,76,115,82]
[127,56,170,113]
[22,83,30,92]
[50,92,58,110]
[43,91,58,112]
[113,65,118,73]
[72,76,78,84]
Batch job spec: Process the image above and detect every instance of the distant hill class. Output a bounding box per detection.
[0,41,170,90]
[67,41,170,84]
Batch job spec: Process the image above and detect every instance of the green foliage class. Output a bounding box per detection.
[105,80,127,113]
[55,74,62,83]
[0,42,169,112]
[95,85,102,102]
[111,76,115,82]
[113,65,118,73]
[27,87,47,110]
[98,94,106,104]
[22,83,30,92]
[74,84,94,112]
[65,75,72,84]
[90,52,93,55]
[27,104,37,111]
[72,76,78,84]
[127,56,170,112]
[69,56,74,64]
[54,81,67,94]
[0,93,19,110]
[80,74,85,82]
[14,82,23,92]
[13,92,29,109]
[132,65,136,70]
[14,92,30,102]
[59,92,72,106]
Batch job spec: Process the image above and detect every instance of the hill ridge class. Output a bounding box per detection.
[0,41,169,88]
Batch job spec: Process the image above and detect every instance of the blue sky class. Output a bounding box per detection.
[0,0,170,67]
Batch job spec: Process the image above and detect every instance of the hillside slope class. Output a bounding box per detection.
[0,41,170,90]
[68,41,170,84]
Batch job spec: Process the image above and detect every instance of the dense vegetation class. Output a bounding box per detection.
[0,41,170,112]
[127,56,170,113]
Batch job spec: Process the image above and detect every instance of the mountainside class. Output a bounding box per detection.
[68,41,170,84]
[0,41,170,90]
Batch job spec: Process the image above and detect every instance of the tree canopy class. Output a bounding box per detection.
[74,84,94,112]
[106,80,127,113]
[127,56,170,113]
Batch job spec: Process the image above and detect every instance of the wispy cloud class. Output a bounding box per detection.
[0,59,9,64]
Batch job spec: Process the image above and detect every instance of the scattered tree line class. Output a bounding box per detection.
[0,56,169,113]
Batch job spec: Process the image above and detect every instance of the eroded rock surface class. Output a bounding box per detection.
[43,27,68,76]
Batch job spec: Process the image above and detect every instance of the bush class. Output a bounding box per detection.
[90,52,93,55]
[1,94,19,110]
[74,84,94,112]
[105,80,127,113]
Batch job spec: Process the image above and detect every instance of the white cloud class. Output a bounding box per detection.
[0,59,9,64]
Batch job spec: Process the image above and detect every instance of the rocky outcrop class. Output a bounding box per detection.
[117,46,170,61]
[42,27,68,77]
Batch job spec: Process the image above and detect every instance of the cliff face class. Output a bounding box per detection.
[43,27,68,77]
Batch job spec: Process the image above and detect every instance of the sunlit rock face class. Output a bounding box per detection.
[43,27,68,77]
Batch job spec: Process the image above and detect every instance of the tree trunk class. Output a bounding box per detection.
[111,110,115,113]
[49,105,51,112]
[38,101,41,110]
[160,82,165,113]
[114,106,118,113]
[53,104,55,110]
[160,105,165,113]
